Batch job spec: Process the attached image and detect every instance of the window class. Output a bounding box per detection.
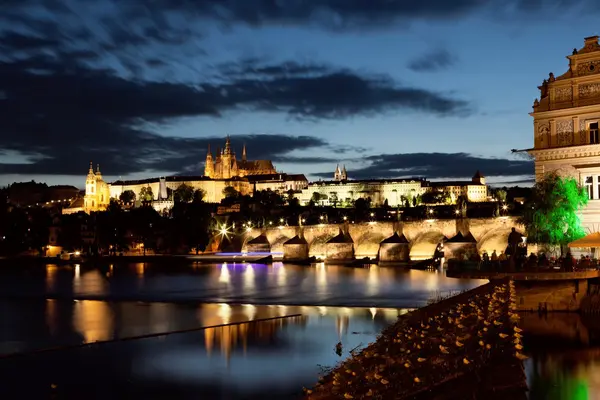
[590,122,599,144]
[586,176,594,199]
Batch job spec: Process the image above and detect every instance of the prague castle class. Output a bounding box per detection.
[64,137,307,214]
[204,136,277,179]
[528,36,600,230]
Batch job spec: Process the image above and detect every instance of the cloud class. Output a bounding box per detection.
[215,59,471,119]
[0,30,471,178]
[408,49,457,72]
[118,0,587,30]
[313,152,534,180]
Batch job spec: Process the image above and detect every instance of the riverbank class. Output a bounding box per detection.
[305,278,527,399]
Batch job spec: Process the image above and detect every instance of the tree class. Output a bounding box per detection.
[518,172,588,250]
[139,186,154,202]
[193,189,205,203]
[119,190,136,204]
[494,189,508,202]
[174,183,194,203]
[330,192,339,208]
[223,186,240,199]
[311,192,321,204]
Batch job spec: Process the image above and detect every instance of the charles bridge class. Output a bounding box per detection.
[240,216,525,262]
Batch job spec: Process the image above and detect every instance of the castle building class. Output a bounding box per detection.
[297,166,487,207]
[428,171,488,203]
[204,136,277,179]
[527,36,600,229]
[63,137,302,214]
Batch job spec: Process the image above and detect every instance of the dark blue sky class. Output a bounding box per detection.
[0,0,595,187]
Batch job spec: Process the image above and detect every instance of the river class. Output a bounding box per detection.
[0,262,598,399]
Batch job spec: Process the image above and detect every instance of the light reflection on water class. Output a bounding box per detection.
[0,301,405,399]
[522,313,600,400]
[0,262,489,308]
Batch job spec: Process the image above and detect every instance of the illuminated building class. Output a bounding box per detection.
[297,166,488,206]
[63,137,305,214]
[528,36,600,229]
[204,136,277,179]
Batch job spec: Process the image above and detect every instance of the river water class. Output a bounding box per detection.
[0,262,597,399]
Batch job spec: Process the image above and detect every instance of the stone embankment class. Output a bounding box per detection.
[305,279,527,399]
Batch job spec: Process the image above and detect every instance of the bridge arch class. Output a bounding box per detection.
[477,226,524,255]
[354,231,387,258]
[410,230,446,260]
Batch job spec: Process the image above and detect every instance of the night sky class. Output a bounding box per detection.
[0,0,596,187]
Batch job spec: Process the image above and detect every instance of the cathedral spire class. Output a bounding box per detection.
[204,144,215,178]
[88,161,94,174]
[224,135,232,155]
[242,143,247,161]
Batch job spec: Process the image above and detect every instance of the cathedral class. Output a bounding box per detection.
[204,136,277,179]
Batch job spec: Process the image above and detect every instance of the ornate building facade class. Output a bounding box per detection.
[204,136,277,179]
[528,36,600,229]
[84,163,110,213]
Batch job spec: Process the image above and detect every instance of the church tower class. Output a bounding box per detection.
[334,164,342,181]
[84,162,96,212]
[242,144,247,162]
[341,165,348,180]
[221,136,233,179]
[204,144,214,178]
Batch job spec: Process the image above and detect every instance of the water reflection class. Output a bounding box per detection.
[72,300,113,343]
[0,262,486,308]
[0,301,405,399]
[523,313,600,400]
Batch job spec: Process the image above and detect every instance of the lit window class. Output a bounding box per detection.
[586,176,594,199]
[590,122,599,144]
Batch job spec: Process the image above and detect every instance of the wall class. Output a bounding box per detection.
[325,242,354,262]
[283,243,309,260]
[515,279,588,312]
[243,217,525,261]
[378,243,409,262]
[109,178,252,203]
[297,180,426,207]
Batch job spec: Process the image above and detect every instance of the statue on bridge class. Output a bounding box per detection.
[507,227,524,271]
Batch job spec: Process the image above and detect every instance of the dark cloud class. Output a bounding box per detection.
[119,0,585,30]
[408,49,457,72]
[0,0,476,180]
[314,153,534,180]
[0,32,470,177]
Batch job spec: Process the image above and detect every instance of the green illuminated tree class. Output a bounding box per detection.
[519,172,588,250]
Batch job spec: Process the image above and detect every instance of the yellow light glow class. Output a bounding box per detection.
[246,227,251,232]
